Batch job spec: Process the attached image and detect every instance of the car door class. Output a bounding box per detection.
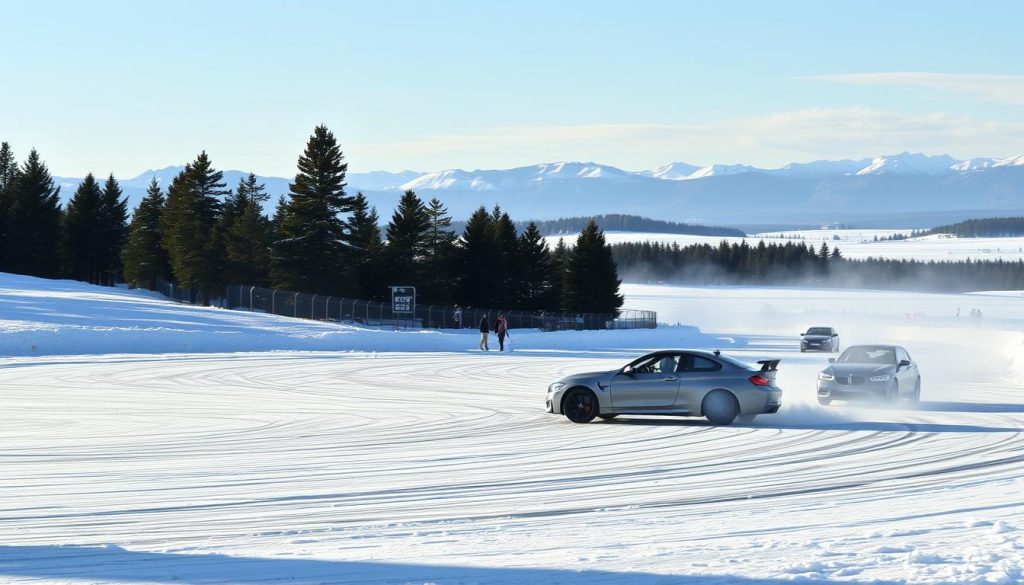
[610,353,681,408]
[674,353,724,413]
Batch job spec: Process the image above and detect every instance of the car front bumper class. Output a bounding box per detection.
[817,379,892,400]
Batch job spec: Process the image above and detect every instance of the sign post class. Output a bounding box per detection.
[389,285,416,330]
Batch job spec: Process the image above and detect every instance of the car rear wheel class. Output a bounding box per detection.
[703,390,739,425]
[563,388,598,424]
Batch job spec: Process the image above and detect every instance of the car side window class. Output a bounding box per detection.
[897,348,910,363]
[679,354,722,372]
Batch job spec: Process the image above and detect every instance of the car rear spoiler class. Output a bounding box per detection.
[757,359,781,372]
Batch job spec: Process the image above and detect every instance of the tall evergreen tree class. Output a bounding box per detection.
[3,149,62,277]
[222,173,271,285]
[383,190,431,291]
[490,208,519,307]
[454,206,496,308]
[563,220,623,314]
[62,173,105,281]
[0,142,18,267]
[549,237,570,311]
[349,192,385,300]
[159,152,229,300]
[422,197,457,304]
[272,125,355,294]
[514,222,559,311]
[98,174,129,280]
[123,178,171,289]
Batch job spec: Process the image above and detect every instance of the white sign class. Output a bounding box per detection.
[390,286,416,314]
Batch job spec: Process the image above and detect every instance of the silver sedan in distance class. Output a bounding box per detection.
[817,344,921,405]
[545,350,782,425]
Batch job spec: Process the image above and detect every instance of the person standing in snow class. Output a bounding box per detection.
[479,315,490,351]
[495,314,510,352]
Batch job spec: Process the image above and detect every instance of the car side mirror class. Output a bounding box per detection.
[828,358,836,363]
[800,332,805,336]
[898,359,911,368]
[621,366,634,376]
[832,333,838,337]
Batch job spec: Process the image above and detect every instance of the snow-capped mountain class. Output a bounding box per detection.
[773,158,871,177]
[993,154,1024,168]
[53,151,1024,225]
[400,162,640,192]
[644,162,702,180]
[685,163,763,180]
[854,152,959,176]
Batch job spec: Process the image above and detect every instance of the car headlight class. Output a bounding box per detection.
[870,374,891,382]
[548,382,566,394]
[818,372,834,381]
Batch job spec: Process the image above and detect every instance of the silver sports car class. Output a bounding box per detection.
[545,350,783,425]
[817,344,921,405]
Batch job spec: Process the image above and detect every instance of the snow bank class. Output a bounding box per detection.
[0,273,724,357]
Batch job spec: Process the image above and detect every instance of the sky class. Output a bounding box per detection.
[2,0,1023,178]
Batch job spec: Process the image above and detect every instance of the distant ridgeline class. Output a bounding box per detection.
[519,214,745,238]
[927,217,1024,238]
[612,240,1024,293]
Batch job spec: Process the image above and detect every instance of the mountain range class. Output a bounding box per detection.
[53,152,1024,227]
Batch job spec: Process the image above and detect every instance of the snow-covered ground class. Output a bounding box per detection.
[546,230,1024,262]
[2,274,1023,584]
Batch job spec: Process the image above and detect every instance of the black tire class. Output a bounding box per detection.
[818,397,832,406]
[597,414,618,420]
[884,381,899,403]
[563,388,598,424]
[909,378,921,403]
[703,390,740,425]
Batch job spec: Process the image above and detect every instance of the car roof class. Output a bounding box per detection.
[843,344,900,350]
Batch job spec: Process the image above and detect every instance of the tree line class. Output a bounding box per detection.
[0,128,624,314]
[927,217,1024,238]
[612,240,1024,292]
[489,214,746,238]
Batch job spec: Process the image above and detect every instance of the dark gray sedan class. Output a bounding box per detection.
[545,350,783,425]
[817,345,921,405]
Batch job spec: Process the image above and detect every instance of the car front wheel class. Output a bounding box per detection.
[909,379,921,403]
[563,388,598,423]
[703,390,739,425]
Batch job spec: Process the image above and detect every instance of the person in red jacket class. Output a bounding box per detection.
[495,314,510,351]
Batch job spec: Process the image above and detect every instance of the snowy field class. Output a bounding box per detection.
[2,274,1024,584]
[546,230,1024,262]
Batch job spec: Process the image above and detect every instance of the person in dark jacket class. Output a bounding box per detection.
[495,314,510,351]
[479,315,490,351]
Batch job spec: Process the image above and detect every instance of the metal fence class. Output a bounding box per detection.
[222,284,657,331]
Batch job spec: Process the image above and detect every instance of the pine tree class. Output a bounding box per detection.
[98,174,129,281]
[159,152,229,300]
[0,142,18,267]
[422,197,457,304]
[454,206,496,308]
[514,222,559,310]
[123,178,171,289]
[563,220,623,314]
[490,208,518,307]
[383,190,430,290]
[62,173,105,281]
[3,149,63,277]
[349,192,385,300]
[549,237,569,311]
[221,173,271,285]
[272,125,355,294]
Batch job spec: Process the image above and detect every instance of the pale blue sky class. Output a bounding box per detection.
[2,0,1023,177]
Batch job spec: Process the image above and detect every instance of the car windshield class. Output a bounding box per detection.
[806,327,832,336]
[837,346,896,365]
